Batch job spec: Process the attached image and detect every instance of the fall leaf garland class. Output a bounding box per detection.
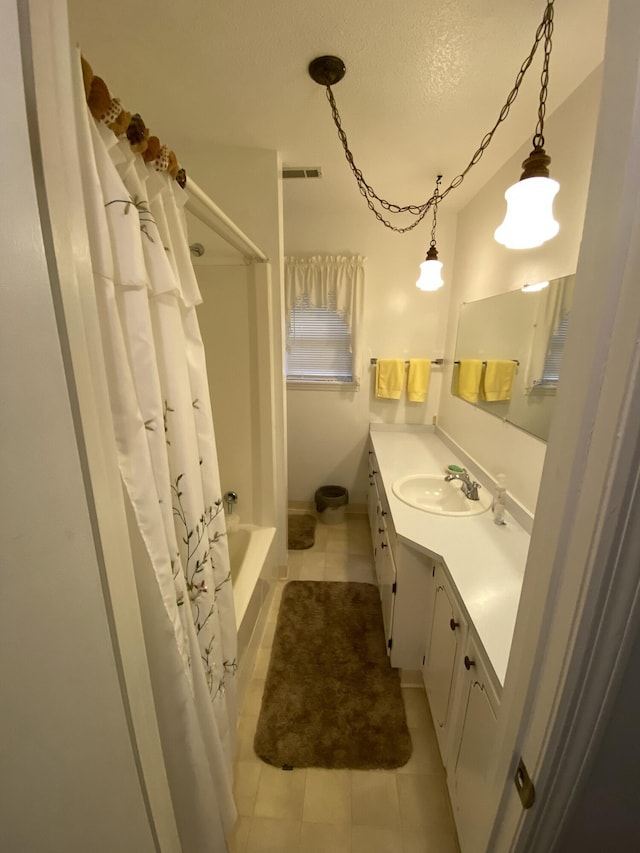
[81,55,187,189]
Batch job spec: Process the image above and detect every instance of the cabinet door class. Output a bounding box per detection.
[367,454,380,551]
[422,567,466,760]
[449,643,499,853]
[378,525,396,653]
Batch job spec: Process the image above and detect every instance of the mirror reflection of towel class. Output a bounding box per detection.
[375,359,404,399]
[407,359,431,402]
[456,360,483,403]
[482,360,517,401]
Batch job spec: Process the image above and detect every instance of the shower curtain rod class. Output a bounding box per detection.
[79,57,267,262]
[184,178,268,263]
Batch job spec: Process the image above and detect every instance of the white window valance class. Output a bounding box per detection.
[284,255,365,388]
[285,255,365,333]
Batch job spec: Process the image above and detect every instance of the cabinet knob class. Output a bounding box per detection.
[381,510,388,516]
[378,527,384,534]
[449,618,459,632]
[380,542,388,549]
[464,655,475,671]
[372,469,378,475]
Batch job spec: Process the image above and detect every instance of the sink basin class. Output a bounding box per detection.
[392,475,491,516]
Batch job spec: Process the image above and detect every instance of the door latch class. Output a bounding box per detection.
[514,758,535,809]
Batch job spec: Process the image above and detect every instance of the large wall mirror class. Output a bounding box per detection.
[452,274,575,441]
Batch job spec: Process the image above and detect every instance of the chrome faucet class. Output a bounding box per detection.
[224,491,238,515]
[444,469,481,501]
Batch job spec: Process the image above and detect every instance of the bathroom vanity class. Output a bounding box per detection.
[368,424,530,853]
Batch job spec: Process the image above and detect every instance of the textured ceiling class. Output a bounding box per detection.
[68,0,609,235]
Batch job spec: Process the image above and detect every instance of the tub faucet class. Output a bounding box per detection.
[224,491,238,515]
[444,470,481,501]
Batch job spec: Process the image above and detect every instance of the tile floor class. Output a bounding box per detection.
[229,513,460,853]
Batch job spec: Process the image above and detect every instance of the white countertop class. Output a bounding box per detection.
[370,425,530,686]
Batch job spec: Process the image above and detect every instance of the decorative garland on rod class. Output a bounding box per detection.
[81,55,187,189]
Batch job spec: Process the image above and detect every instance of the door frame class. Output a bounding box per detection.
[487,2,640,848]
[22,1,184,848]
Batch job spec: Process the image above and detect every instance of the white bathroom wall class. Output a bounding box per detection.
[180,143,289,562]
[197,264,257,524]
[284,199,457,506]
[438,67,603,513]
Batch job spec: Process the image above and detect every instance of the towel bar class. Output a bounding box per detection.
[370,358,444,366]
[453,359,520,366]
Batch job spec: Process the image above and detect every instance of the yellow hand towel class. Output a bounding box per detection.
[375,359,405,399]
[456,359,483,403]
[407,359,431,402]
[482,360,517,401]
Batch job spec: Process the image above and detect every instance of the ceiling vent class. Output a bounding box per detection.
[282,167,323,179]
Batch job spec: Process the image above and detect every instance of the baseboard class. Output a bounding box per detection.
[288,500,367,516]
[401,669,424,687]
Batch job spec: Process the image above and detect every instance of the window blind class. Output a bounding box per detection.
[539,312,570,387]
[286,304,353,383]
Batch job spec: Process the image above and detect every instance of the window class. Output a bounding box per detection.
[525,274,574,394]
[539,312,570,387]
[286,300,353,384]
[285,255,364,390]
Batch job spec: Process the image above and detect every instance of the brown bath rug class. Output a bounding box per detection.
[254,581,412,770]
[287,513,316,550]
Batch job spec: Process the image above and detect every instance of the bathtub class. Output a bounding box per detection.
[227,523,276,631]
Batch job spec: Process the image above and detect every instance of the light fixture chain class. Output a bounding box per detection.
[322,0,555,231]
[533,0,554,149]
[326,85,432,233]
[430,176,442,247]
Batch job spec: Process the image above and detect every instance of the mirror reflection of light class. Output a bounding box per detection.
[521,280,549,292]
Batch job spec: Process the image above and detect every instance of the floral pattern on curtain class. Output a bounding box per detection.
[72,51,237,851]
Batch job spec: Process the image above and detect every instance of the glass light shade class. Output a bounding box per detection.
[416,259,444,291]
[494,176,560,249]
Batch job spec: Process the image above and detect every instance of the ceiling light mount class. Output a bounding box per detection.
[309,56,346,87]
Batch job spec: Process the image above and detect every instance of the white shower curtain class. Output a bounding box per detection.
[72,53,237,851]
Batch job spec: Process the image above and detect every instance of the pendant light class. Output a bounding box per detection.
[495,2,558,249]
[308,1,559,271]
[416,176,444,291]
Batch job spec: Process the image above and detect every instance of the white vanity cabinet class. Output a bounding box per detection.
[367,426,526,853]
[422,562,468,762]
[368,445,434,664]
[368,448,397,654]
[367,450,380,551]
[377,516,397,650]
[447,634,500,853]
